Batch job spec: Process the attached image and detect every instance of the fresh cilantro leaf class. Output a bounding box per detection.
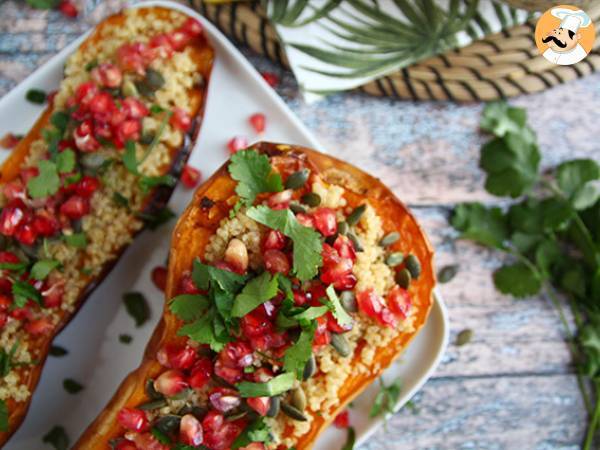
[572,181,600,211]
[31,259,61,280]
[50,112,69,134]
[246,206,323,281]
[0,342,19,377]
[137,207,175,230]
[112,192,130,209]
[123,141,140,175]
[325,285,353,327]
[451,203,508,249]
[213,288,235,322]
[540,198,573,231]
[178,310,226,352]
[292,305,328,322]
[63,232,87,248]
[27,160,60,199]
[560,267,587,298]
[192,259,247,293]
[139,174,176,193]
[0,261,27,272]
[232,418,272,449]
[370,378,402,418]
[480,102,532,140]
[169,294,209,322]
[84,60,98,72]
[63,378,84,394]
[49,345,68,357]
[228,149,283,210]
[56,149,76,173]
[0,400,7,432]
[12,280,42,307]
[232,272,279,317]
[283,321,316,378]
[579,323,600,377]
[556,159,600,197]
[150,104,165,114]
[534,240,561,278]
[42,425,69,450]
[119,334,133,344]
[341,427,356,450]
[236,372,295,397]
[25,88,46,104]
[493,263,542,298]
[123,292,150,327]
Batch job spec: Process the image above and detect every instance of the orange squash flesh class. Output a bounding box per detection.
[0,7,213,445]
[75,142,435,449]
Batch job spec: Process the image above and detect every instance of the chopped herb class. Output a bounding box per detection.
[0,400,7,432]
[236,372,295,397]
[123,141,140,175]
[232,418,272,449]
[49,345,68,357]
[231,271,279,318]
[63,232,87,248]
[150,104,165,114]
[112,192,130,209]
[25,88,46,104]
[324,285,353,327]
[370,377,402,418]
[192,259,248,294]
[341,427,356,450]
[177,309,227,352]
[169,294,209,322]
[292,306,328,322]
[42,425,69,450]
[283,321,316,378]
[123,292,150,327]
[12,280,42,307]
[81,268,93,276]
[63,378,84,394]
[119,334,133,344]
[84,60,98,71]
[56,149,76,173]
[31,259,61,281]
[137,207,176,230]
[139,174,176,193]
[0,342,19,377]
[0,261,28,272]
[27,160,60,199]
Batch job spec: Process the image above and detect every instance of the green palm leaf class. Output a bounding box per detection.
[264,0,343,27]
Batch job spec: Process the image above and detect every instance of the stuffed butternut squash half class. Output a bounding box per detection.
[0,6,213,445]
[76,143,435,450]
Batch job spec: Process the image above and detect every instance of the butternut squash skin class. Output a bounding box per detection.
[0,7,213,446]
[75,143,435,450]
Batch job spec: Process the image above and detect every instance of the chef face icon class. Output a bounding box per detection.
[535,6,595,66]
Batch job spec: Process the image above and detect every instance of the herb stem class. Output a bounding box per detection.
[583,382,600,450]
[139,111,172,165]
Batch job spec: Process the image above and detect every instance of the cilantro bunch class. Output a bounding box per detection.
[451,102,600,449]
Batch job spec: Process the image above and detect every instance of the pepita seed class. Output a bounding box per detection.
[281,402,308,421]
[347,232,363,252]
[290,203,308,214]
[145,68,165,91]
[302,354,316,380]
[456,329,473,346]
[81,152,110,171]
[290,387,307,411]
[337,221,349,236]
[346,205,366,226]
[154,415,181,434]
[340,290,357,313]
[379,232,400,247]
[330,333,351,357]
[172,387,193,400]
[139,133,155,145]
[145,379,163,400]
[285,169,310,190]
[225,411,248,421]
[301,192,321,207]
[405,254,422,279]
[395,268,412,289]
[138,398,167,411]
[385,252,404,267]
[121,79,139,97]
[438,264,459,283]
[267,396,281,417]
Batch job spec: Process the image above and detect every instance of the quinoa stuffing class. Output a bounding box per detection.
[0,8,207,429]
[111,148,419,450]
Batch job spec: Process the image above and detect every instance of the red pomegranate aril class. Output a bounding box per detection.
[313,316,331,348]
[209,387,241,413]
[114,440,137,450]
[124,432,168,450]
[75,176,100,198]
[180,414,204,446]
[203,411,245,450]
[74,81,98,106]
[0,312,7,329]
[249,330,288,351]
[0,251,19,265]
[293,290,308,306]
[267,189,292,210]
[241,309,273,338]
[260,71,279,88]
[58,0,78,18]
[312,208,337,237]
[32,213,59,237]
[3,182,25,203]
[249,113,266,134]
[320,258,353,285]
[170,107,192,132]
[15,222,37,246]
[168,30,192,50]
[11,307,32,321]
[148,34,175,59]
[93,121,112,140]
[91,63,123,88]
[151,266,167,291]
[0,295,12,310]
[214,359,243,385]
[220,341,254,368]
[154,369,188,396]
[247,396,270,416]
[181,165,201,189]
[332,272,357,291]
[387,285,412,319]
[0,205,25,236]
[357,289,397,328]
[224,238,249,274]
[296,213,315,228]
[181,18,203,37]
[25,317,53,335]
[227,136,248,154]
[0,133,21,149]
[263,230,286,251]
[178,272,200,295]
[89,92,115,116]
[20,167,39,184]
[189,357,213,389]
[118,408,149,432]
[74,120,100,153]
[326,311,353,333]
[117,43,148,75]
[333,235,356,262]
[157,343,196,370]
[334,410,350,428]
[122,97,149,119]
[321,243,340,267]
[42,282,64,308]
[60,196,89,220]
[115,119,141,144]
[252,367,274,383]
[240,444,266,450]
[263,249,290,275]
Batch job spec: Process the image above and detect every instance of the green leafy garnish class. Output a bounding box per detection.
[493,263,541,298]
[63,378,84,394]
[325,285,353,327]
[137,207,176,230]
[56,149,76,173]
[50,112,69,135]
[236,372,295,397]
[12,280,42,307]
[169,294,209,322]
[192,260,248,294]
[31,259,61,281]
[0,400,7,432]
[246,206,323,281]
[283,321,316,378]
[0,342,20,377]
[178,309,228,352]
[232,418,272,449]
[112,192,130,209]
[151,427,171,444]
[27,160,60,199]
[292,306,328,322]
[231,271,279,318]
[63,232,87,248]
[370,377,402,418]
[25,88,46,104]
[123,292,150,327]
[341,427,356,450]
[228,149,283,211]
[42,425,69,450]
[451,203,508,250]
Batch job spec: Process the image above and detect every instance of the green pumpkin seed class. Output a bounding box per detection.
[80,152,110,171]
[225,411,248,421]
[405,254,421,279]
[138,398,168,411]
[281,402,308,421]
[379,232,400,247]
[290,387,307,411]
[145,379,163,400]
[140,133,155,145]
[301,192,321,207]
[267,396,281,417]
[177,405,207,418]
[290,203,308,214]
[456,329,473,346]
[340,290,357,313]
[346,205,366,226]
[145,68,165,90]
[395,268,412,289]
[347,232,363,252]
[172,387,193,400]
[302,354,316,380]
[285,169,310,190]
[385,252,404,267]
[121,79,139,97]
[438,264,459,283]
[154,415,181,434]
[337,221,349,236]
[330,333,351,357]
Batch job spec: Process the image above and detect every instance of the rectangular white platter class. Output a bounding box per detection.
[0,1,449,448]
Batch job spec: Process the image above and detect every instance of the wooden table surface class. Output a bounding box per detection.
[1,1,599,449]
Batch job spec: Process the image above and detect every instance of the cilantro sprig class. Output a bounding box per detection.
[451,102,600,450]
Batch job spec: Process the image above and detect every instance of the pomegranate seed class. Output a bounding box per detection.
[0,133,21,149]
[224,238,248,274]
[313,316,331,348]
[252,367,274,383]
[332,272,357,290]
[153,369,188,396]
[202,411,245,450]
[20,167,39,184]
[267,189,292,210]
[0,295,12,310]
[227,136,248,154]
[249,113,266,134]
[0,313,7,329]
[115,119,141,145]
[180,414,204,446]
[89,92,115,117]
[15,222,37,246]
[74,120,100,153]
[0,204,25,236]
[209,387,241,413]
[74,176,100,198]
[312,208,338,237]
[247,397,270,416]
[117,408,149,432]
[334,410,350,428]
[117,43,148,75]
[181,18,203,37]
[170,107,192,132]
[263,230,286,251]
[156,343,196,370]
[60,196,89,219]
[11,307,32,321]
[333,235,356,262]
[58,0,78,18]
[249,330,288,351]
[220,341,254,368]
[320,258,353,285]
[181,165,201,189]
[387,285,412,319]
[239,444,266,450]
[260,71,279,88]
[42,282,64,308]
[151,266,167,291]
[124,432,168,450]
[178,271,200,295]
[357,289,397,328]
[263,249,290,275]
[25,317,53,335]
[121,97,149,119]
[32,213,59,237]
[0,251,19,264]
[296,213,315,228]
[293,290,308,306]
[189,357,213,389]
[240,309,274,338]
[214,359,243,385]
[90,63,123,88]
[326,311,353,334]
[3,181,26,203]
[114,440,137,450]
[93,121,112,140]
[148,34,175,59]
[168,30,192,50]
[74,81,98,106]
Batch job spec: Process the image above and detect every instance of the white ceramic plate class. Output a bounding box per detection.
[0,2,449,448]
